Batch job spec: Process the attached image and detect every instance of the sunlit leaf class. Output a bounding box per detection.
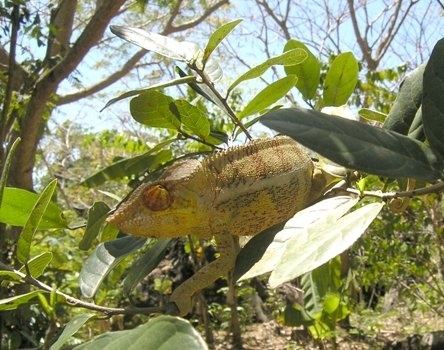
[0,291,46,311]
[203,19,243,65]
[18,252,52,278]
[123,239,172,296]
[261,108,442,180]
[173,100,211,138]
[111,26,199,62]
[423,38,444,159]
[238,75,297,118]
[79,236,146,298]
[17,180,58,264]
[101,76,197,111]
[269,202,384,288]
[358,108,387,123]
[0,187,67,229]
[284,40,321,99]
[50,313,96,350]
[75,316,207,350]
[322,52,358,107]
[130,91,182,129]
[228,48,307,94]
[237,196,358,281]
[79,202,111,250]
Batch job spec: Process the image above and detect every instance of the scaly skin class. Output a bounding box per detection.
[107,136,317,316]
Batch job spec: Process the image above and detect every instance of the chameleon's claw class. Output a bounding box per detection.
[169,292,193,316]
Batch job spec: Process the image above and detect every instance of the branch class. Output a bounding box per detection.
[56,49,148,106]
[0,261,175,317]
[56,0,230,105]
[256,0,291,40]
[163,0,230,34]
[334,181,444,201]
[346,0,377,69]
[0,3,20,160]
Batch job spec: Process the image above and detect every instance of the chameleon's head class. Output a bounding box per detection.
[106,159,213,238]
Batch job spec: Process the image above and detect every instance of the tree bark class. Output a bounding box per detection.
[9,0,126,190]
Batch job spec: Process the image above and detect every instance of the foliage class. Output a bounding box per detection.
[1,6,444,350]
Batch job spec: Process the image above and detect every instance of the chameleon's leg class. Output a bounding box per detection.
[169,234,237,316]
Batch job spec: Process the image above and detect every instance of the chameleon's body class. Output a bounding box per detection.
[107,136,322,316]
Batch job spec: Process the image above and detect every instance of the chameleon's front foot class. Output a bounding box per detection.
[168,291,193,316]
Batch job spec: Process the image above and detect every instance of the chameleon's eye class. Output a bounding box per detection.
[142,184,173,211]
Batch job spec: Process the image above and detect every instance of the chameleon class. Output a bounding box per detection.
[106,135,328,316]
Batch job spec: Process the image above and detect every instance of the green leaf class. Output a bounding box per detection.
[79,236,146,298]
[228,48,307,95]
[358,108,387,123]
[261,108,442,180]
[238,75,298,118]
[238,196,358,281]
[284,40,321,99]
[50,313,96,350]
[123,239,172,296]
[0,270,23,284]
[0,291,46,311]
[130,91,182,129]
[17,180,58,264]
[203,19,243,65]
[323,292,340,315]
[82,148,172,187]
[0,137,20,208]
[322,52,358,107]
[233,222,285,281]
[423,38,444,159]
[0,187,67,229]
[383,63,425,134]
[173,100,211,138]
[75,316,207,350]
[269,202,384,288]
[79,202,111,250]
[19,252,52,278]
[101,76,197,111]
[111,26,199,62]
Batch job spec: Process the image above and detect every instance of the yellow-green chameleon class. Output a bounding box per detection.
[107,136,328,316]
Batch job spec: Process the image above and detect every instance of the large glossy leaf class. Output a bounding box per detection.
[17,180,58,264]
[0,187,67,229]
[75,316,207,350]
[110,26,199,62]
[203,19,243,65]
[269,202,384,288]
[130,91,182,129]
[383,63,425,134]
[422,38,444,159]
[227,48,307,94]
[237,196,358,281]
[123,239,172,296]
[0,290,46,311]
[322,52,358,107]
[261,108,442,180]
[79,236,146,298]
[238,75,298,119]
[79,202,111,250]
[82,148,172,188]
[172,100,211,138]
[50,313,96,350]
[283,40,321,100]
[101,76,196,111]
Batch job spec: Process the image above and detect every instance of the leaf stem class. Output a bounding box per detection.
[190,63,253,140]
